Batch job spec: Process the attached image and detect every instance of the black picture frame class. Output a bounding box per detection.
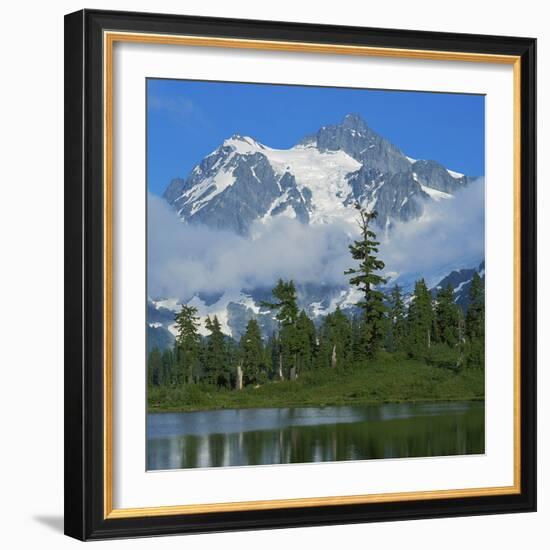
[64,8,537,541]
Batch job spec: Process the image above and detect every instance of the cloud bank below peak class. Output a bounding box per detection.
[147,178,485,301]
[147,194,355,301]
[379,177,485,280]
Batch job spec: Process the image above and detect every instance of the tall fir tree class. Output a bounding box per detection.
[267,332,280,380]
[147,347,162,386]
[173,304,201,384]
[261,279,300,379]
[224,336,240,387]
[350,313,364,362]
[296,310,316,372]
[261,334,273,381]
[317,306,352,369]
[204,315,230,387]
[261,279,299,325]
[406,279,434,358]
[434,284,462,347]
[465,272,485,340]
[465,272,485,368]
[160,347,175,385]
[240,319,265,386]
[388,284,406,352]
[345,207,386,359]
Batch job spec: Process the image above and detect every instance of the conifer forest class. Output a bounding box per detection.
[147,207,484,413]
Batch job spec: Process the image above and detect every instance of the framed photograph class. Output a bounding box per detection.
[64,9,536,540]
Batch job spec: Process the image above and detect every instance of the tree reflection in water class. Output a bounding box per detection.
[147,401,484,470]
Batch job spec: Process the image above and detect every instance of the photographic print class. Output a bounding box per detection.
[65,12,536,539]
[146,78,486,471]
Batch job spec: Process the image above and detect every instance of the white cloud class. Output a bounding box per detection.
[378,177,485,282]
[147,195,353,300]
[147,179,485,300]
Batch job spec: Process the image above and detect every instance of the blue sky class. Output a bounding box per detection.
[147,78,485,197]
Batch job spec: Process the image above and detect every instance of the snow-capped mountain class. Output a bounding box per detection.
[149,113,483,344]
[163,113,472,236]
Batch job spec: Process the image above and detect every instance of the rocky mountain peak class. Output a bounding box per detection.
[162,114,475,236]
[340,112,370,132]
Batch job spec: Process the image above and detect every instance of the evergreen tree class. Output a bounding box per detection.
[261,279,300,378]
[465,273,485,368]
[225,337,240,388]
[465,273,485,340]
[160,347,175,385]
[406,279,434,358]
[267,332,280,380]
[147,347,162,386]
[261,279,299,325]
[317,307,352,369]
[296,310,316,372]
[174,305,201,384]
[434,284,462,347]
[240,319,265,386]
[345,207,386,359]
[204,315,230,387]
[350,314,364,362]
[388,284,406,352]
[262,338,273,381]
[279,325,299,379]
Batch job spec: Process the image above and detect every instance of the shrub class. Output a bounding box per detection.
[465,338,485,369]
[425,343,460,369]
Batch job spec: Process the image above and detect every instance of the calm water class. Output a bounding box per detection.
[147,401,484,470]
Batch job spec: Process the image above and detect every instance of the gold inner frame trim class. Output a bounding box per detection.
[103,30,522,520]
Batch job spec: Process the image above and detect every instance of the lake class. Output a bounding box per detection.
[147,400,484,470]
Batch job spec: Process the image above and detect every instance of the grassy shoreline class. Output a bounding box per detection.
[148,353,484,414]
[148,395,485,414]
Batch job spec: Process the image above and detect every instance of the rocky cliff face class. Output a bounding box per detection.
[163,114,473,236]
[299,113,411,174]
